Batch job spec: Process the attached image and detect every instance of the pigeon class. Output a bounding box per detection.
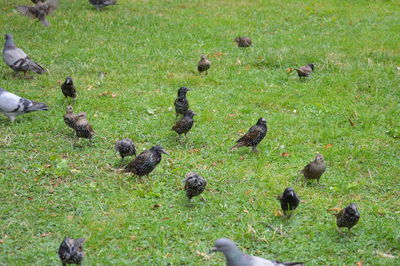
[89,0,117,11]
[234,37,252,48]
[231,117,267,152]
[184,172,206,200]
[3,34,46,75]
[197,55,211,75]
[172,110,195,137]
[115,138,136,161]
[294,64,314,79]
[209,238,304,266]
[16,0,58,27]
[277,187,300,218]
[125,146,168,177]
[61,77,77,100]
[174,87,191,117]
[58,237,85,266]
[300,153,326,183]
[334,203,360,233]
[0,87,48,122]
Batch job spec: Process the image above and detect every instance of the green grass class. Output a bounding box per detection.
[1,0,399,264]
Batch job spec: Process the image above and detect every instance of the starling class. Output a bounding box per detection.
[184,172,207,200]
[63,106,95,145]
[294,64,314,79]
[197,55,211,75]
[172,110,195,137]
[32,0,46,3]
[234,37,252,48]
[0,87,48,122]
[89,0,117,11]
[277,187,300,218]
[115,138,136,161]
[231,117,267,153]
[61,77,77,100]
[300,153,326,183]
[125,146,168,177]
[63,106,86,129]
[58,237,85,266]
[3,34,46,75]
[16,0,58,27]
[334,203,360,233]
[174,87,191,117]
[209,238,304,266]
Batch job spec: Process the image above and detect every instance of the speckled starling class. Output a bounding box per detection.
[58,237,85,266]
[184,172,206,200]
[334,203,360,233]
[63,106,85,129]
[174,87,191,117]
[115,138,136,161]
[301,153,326,183]
[16,0,58,27]
[125,146,168,177]
[234,37,252,48]
[61,77,77,100]
[172,110,195,136]
[231,117,267,152]
[277,187,300,218]
[197,55,211,75]
[294,64,314,78]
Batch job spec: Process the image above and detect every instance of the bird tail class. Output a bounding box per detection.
[27,60,46,74]
[41,18,49,27]
[230,142,243,150]
[27,101,48,112]
[281,263,304,266]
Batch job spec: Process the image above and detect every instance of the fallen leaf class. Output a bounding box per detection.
[377,252,396,258]
[286,67,293,73]
[324,144,333,149]
[38,208,45,211]
[211,160,224,166]
[161,217,169,221]
[0,239,4,244]
[356,261,364,266]
[40,232,52,238]
[239,156,244,160]
[349,118,356,127]
[43,164,52,168]
[236,58,241,65]
[245,65,251,70]
[243,209,249,214]
[189,148,200,153]
[99,91,112,97]
[228,114,236,117]
[67,216,74,220]
[274,210,284,217]
[281,152,290,157]
[196,250,210,259]
[327,208,341,212]
[112,94,118,98]
[130,235,137,240]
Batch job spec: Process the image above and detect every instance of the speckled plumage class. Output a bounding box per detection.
[277,187,300,217]
[294,64,314,78]
[115,138,136,160]
[301,153,326,183]
[197,55,211,75]
[61,77,77,99]
[231,117,267,152]
[63,106,95,144]
[16,0,58,27]
[174,87,190,117]
[184,172,206,200]
[234,37,252,48]
[334,203,360,232]
[125,146,168,176]
[172,110,195,136]
[58,237,85,266]
[89,0,117,10]
[63,106,85,129]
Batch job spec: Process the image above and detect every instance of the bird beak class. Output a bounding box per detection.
[161,149,169,155]
[289,191,294,197]
[208,247,217,254]
[187,88,192,91]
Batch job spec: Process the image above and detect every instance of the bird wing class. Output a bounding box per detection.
[172,119,185,131]
[16,6,38,18]
[43,0,58,15]
[3,47,28,66]
[237,125,262,144]
[126,150,150,170]
[0,90,30,113]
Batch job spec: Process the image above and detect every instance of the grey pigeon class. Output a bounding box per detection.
[16,0,58,27]
[172,110,195,137]
[300,153,326,183]
[197,55,211,75]
[210,238,304,266]
[0,87,48,122]
[61,77,77,99]
[277,187,300,218]
[235,37,252,48]
[184,172,206,200]
[115,138,136,161]
[89,0,117,11]
[334,203,360,234]
[3,34,46,75]
[231,117,267,153]
[174,87,191,118]
[58,237,85,266]
[125,146,168,177]
[294,64,314,79]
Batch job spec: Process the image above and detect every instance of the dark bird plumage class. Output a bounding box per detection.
[32,0,46,3]
[334,203,360,233]
[115,138,136,161]
[210,238,304,266]
[277,187,300,218]
[89,0,117,10]
[58,237,85,266]
[174,87,191,117]
[3,34,46,75]
[197,54,211,75]
[63,106,95,145]
[184,172,206,200]
[172,110,195,136]
[231,117,267,152]
[125,146,168,177]
[300,153,326,183]
[61,77,77,99]
[63,105,85,129]
[16,0,58,27]
[234,37,252,48]
[0,87,48,122]
[294,64,314,78]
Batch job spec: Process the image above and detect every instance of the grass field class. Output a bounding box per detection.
[1,0,399,264]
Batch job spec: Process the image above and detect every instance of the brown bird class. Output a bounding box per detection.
[300,153,326,183]
[63,106,85,129]
[16,0,58,27]
[172,110,195,137]
[334,203,360,234]
[197,55,211,75]
[294,64,314,79]
[63,106,95,145]
[234,37,252,48]
[231,117,267,153]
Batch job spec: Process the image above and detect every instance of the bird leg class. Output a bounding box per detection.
[252,146,259,153]
[89,138,93,146]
